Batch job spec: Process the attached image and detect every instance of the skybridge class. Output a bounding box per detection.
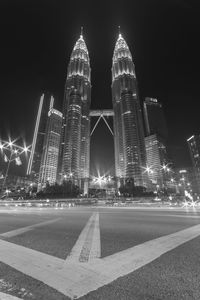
[89,109,114,136]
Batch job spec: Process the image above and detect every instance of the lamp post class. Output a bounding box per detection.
[142,165,154,190]
[0,138,31,195]
[69,172,73,195]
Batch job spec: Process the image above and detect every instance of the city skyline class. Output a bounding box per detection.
[0,0,200,176]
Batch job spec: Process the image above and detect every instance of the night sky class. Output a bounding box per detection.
[0,0,200,176]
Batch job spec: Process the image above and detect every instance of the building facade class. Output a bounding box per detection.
[174,168,194,196]
[59,32,91,194]
[27,93,54,182]
[38,108,62,189]
[145,134,168,189]
[143,97,168,139]
[112,33,146,187]
[187,135,200,193]
[143,97,169,190]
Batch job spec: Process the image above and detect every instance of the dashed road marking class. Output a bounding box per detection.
[0,218,61,238]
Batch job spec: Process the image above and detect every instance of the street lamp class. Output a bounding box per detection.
[143,165,154,175]
[0,138,31,195]
[68,173,73,195]
[23,146,28,153]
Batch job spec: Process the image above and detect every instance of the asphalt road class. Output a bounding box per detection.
[0,206,200,299]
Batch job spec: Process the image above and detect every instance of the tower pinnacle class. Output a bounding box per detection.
[80,26,83,39]
[118,25,121,38]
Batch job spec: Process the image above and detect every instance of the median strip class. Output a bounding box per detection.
[66,211,101,262]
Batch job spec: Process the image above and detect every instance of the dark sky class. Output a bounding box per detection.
[0,0,200,176]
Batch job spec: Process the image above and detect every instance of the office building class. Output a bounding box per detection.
[187,135,200,193]
[38,108,62,189]
[143,97,168,139]
[145,134,168,189]
[174,168,194,195]
[143,97,169,190]
[27,93,54,181]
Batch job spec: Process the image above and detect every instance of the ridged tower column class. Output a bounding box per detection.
[112,31,146,187]
[60,30,91,192]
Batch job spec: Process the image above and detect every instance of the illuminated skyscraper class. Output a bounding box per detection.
[112,31,146,187]
[143,97,169,189]
[27,93,54,181]
[145,134,168,189]
[38,108,62,189]
[60,30,91,193]
[143,97,168,139]
[187,135,200,193]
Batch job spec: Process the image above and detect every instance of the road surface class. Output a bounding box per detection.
[0,206,200,299]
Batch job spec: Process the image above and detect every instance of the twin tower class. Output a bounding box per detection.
[59,31,146,193]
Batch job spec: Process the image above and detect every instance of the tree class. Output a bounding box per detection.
[119,178,135,197]
[37,181,80,198]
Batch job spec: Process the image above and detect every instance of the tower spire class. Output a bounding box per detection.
[118,25,122,38]
[80,26,83,39]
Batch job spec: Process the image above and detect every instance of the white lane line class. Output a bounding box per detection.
[0,218,61,238]
[90,223,200,285]
[60,223,200,298]
[89,211,101,260]
[0,238,99,299]
[0,292,22,299]
[0,222,200,298]
[66,212,100,262]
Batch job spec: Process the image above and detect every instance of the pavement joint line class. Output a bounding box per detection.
[0,218,61,238]
[66,212,101,263]
[0,292,22,299]
[0,216,200,298]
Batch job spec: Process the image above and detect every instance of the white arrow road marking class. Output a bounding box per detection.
[0,292,22,299]
[0,217,200,298]
[0,218,61,238]
[66,212,101,262]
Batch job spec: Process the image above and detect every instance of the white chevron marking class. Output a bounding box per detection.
[0,214,200,299]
